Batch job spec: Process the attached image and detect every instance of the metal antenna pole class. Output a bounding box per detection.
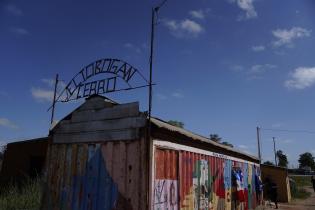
[273,137,277,166]
[257,126,262,163]
[50,74,59,125]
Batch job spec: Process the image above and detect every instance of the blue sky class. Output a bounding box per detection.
[1,0,315,167]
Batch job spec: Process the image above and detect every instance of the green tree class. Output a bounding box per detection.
[221,141,234,148]
[209,134,222,142]
[276,150,288,167]
[209,134,233,147]
[167,120,184,128]
[298,152,315,170]
[263,161,275,166]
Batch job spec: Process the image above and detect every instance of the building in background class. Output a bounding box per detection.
[260,164,291,203]
[0,137,48,185]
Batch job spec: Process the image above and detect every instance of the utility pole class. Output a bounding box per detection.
[50,74,59,125]
[256,126,262,163]
[147,2,167,209]
[273,137,277,166]
[148,0,167,124]
[148,8,155,127]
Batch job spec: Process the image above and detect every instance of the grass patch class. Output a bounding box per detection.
[292,187,312,199]
[290,175,312,200]
[0,177,42,210]
[290,175,312,187]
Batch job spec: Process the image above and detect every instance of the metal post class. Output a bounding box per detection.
[257,126,261,163]
[273,137,277,166]
[146,8,155,210]
[148,8,154,128]
[50,74,59,125]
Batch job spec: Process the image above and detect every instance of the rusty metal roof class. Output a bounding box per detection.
[150,117,260,161]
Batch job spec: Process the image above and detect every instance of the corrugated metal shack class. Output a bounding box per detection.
[260,164,291,203]
[42,95,261,210]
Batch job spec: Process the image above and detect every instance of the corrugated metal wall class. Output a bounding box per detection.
[153,148,261,210]
[43,139,147,210]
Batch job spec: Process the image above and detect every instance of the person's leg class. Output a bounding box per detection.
[274,195,278,209]
[275,200,278,209]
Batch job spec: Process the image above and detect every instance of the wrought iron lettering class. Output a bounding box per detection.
[54,58,147,102]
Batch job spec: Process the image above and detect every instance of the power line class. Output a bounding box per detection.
[261,127,315,134]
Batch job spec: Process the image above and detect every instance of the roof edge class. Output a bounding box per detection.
[150,117,260,162]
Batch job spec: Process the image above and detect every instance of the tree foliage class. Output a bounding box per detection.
[276,150,288,168]
[209,134,222,142]
[221,141,234,148]
[209,134,233,148]
[298,152,315,169]
[167,120,184,128]
[263,161,275,166]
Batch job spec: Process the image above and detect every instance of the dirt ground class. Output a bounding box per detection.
[264,186,315,210]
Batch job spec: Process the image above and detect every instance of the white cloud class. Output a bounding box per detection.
[164,19,204,38]
[247,64,277,79]
[156,92,184,100]
[285,67,315,89]
[124,43,142,54]
[281,139,293,144]
[272,27,311,48]
[6,4,23,16]
[229,0,257,20]
[41,78,56,87]
[230,65,245,72]
[189,10,205,19]
[156,93,167,100]
[31,78,75,103]
[249,64,276,74]
[0,118,18,129]
[10,27,30,36]
[31,87,54,102]
[231,64,276,79]
[181,20,203,34]
[39,78,65,91]
[252,45,265,52]
[271,122,284,128]
[238,145,248,149]
[172,92,184,98]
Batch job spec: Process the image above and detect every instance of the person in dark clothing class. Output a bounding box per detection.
[311,175,315,192]
[270,181,278,209]
[265,178,278,209]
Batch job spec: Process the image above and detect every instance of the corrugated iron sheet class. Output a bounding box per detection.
[44,139,147,210]
[153,148,261,210]
[150,117,259,162]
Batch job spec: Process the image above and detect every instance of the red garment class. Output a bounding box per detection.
[216,177,226,198]
[237,189,245,202]
[244,189,248,210]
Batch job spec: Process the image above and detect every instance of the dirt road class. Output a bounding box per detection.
[264,186,315,210]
